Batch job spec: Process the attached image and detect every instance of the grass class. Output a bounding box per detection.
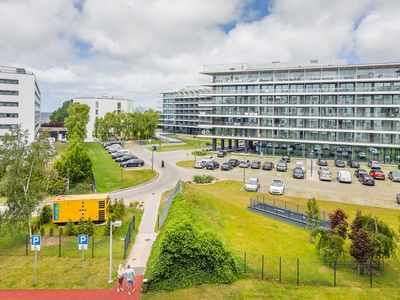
[54,142,67,158]
[86,142,157,193]
[144,180,400,299]
[176,160,194,168]
[147,134,212,152]
[0,208,142,289]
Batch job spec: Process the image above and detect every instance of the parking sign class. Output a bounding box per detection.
[78,234,88,251]
[31,235,41,251]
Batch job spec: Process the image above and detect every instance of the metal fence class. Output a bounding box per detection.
[123,215,136,259]
[249,196,331,229]
[241,252,399,288]
[159,179,183,229]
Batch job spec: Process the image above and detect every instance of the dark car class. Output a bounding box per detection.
[358,151,366,159]
[359,173,375,186]
[103,141,122,148]
[396,193,400,204]
[217,150,227,157]
[206,161,220,170]
[262,161,274,170]
[317,159,328,166]
[347,160,360,168]
[221,162,233,171]
[251,160,261,169]
[120,159,144,168]
[276,160,288,172]
[115,154,137,163]
[354,168,368,178]
[369,169,385,180]
[228,158,240,167]
[293,167,305,179]
[281,144,288,149]
[282,155,290,163]
[334,159,345,168]
[388,171,400,182]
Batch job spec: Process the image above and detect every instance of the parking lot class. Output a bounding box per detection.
[186,152,400,209]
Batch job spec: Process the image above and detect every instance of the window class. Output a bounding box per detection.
[0,124,17,129]
[0,113,18,118]
[0,101,18,107]
[0,79,18,84]
[95,101,99,108]
[0,90,18,96]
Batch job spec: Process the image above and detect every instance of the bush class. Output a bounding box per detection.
[129,201,139,208]
[86,218,95,236]
[144,194,238,291]
[40,227,45,237]
[77,218,86,234]
[39,205,53,225]
[49,226,54,237]
[193,175,214,184]
[192,150,207,156]
[58,227,63,235]
[65,220,76,236]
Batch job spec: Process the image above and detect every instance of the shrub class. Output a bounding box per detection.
[103,214,116,236]
[193,175,214,184]
[40,227,45,237]
[77,218,86,234]
[316,229,345,264]
[65,220,76,236]
[129,201,139,208]
[58,227,63,235]
[145,194,238,291]
[49,226,54,237]
[39,205,53,225]
[86,218,95,236]
[192,150,207,156]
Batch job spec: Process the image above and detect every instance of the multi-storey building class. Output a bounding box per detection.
[159,87,212,135]
[0,66,41,142]
[72,96,132,141]
[198,60,400,162]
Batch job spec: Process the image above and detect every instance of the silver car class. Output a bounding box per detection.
[194,161,204,169]
[319,170,332,181]
[245,178,260,192]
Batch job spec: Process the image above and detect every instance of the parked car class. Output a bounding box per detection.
[106,143,121,150]
[239,159,250,168]
[388,171,400,182]
[396,193,400,204]
[221,162,233,171]
[337,170,352,183]
[334,159,345,168]
[368,161,381,168]
[228,158,240,167]
[250,160,261,169]
[347,160,360,168]
[293,167,305,179]
[342,151,350,158]
[359,173,375,186]
[317,159,328,166]
[276,160,288,172]
[194,161,204,169]
[107,144,121,153]
[369,147,379,155]
[115,154,137,163]
[262,161,274,170]
[217,150,227,157]
[354,168,368,178]
[318,166,329,175]
[369,169,385,180]
[281,144,288,149]
[111,149,130,159]
[295,161,305,172]
[201,156,214,165]
[319,170,332,181]
[282,155,290,162]
[269,179,284,195]
[206,161,220,170]
[120,159,144,168]
[245,178,260,192]
[358,151,366,159]
[103,141,122,148]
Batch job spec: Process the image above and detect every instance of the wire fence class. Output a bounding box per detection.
[159,179,183,229]
[123,215,136,259]
[241,252,400,288]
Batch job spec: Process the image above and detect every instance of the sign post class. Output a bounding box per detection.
[31,235,41,286]
[151,146,157,170]
[78,234,88,285]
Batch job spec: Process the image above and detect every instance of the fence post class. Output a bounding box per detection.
[297,258,299,285]
[369,261,372,288]
[333,261,337,287]
[279,256,282,283]
[244,252,246,274]
[261,255,264,280]
[26,234,29,256]
[91,235,94,258]
[59,233,62,258]
[132,215,136,230]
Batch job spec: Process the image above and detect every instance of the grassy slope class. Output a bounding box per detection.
[148,134,212,152]
[86,142,157,193]
[176,160,194,168]
[144,180,400,299]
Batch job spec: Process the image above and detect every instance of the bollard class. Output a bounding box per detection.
[142,279,149,293]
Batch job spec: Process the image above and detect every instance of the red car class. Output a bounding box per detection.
[369,169,385,180]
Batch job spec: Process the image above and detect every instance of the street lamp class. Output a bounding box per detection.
[151,145,157,169]
[243,153,248,183]
[108,220,122,283]
[310,151,314,177]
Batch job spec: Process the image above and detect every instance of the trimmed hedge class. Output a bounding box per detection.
[144,194,238,291]
[193,175,214,184]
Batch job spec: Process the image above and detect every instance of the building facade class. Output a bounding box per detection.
[159,87,212,135]
[0,66,41,142]
[198,60,400,162]
[72,96,132,141]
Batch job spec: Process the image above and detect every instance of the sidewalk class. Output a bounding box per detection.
[0,276,143,300]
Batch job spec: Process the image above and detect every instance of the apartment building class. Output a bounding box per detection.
[159,87,212,135]
[198,60,400,161]
[0,66,41,142]
[72,96,132,141]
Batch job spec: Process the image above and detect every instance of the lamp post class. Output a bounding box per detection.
[151,145,157,169]
[108,220,122,283]
[243,153,248,183]
[310,151,314,177]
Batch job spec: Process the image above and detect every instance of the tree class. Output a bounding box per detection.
[61,141,92,184]
[329,208,348,239]
[0,126,55,232]
[316,229,346,264]
[49,100,72,122]
[350,228,374,269]
[64,102,90,142]
[39,205,52,225]
[306,198,320,243]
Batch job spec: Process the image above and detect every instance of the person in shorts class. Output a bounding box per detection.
[124,265,136,295]
[116,264,125,292]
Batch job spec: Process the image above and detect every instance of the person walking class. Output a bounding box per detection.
[124,264,136,295]
[116,264,125,292]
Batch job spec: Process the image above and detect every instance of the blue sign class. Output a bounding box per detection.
[31,235,41,251]
[53,203,59,220]
[256,146,260,152]
[78,234,88,250]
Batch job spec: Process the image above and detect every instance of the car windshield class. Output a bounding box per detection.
[277,161,286,166]
[359,169,367,173]
[247,179,258,185]
[271,180,283,187]
[294,168,303,173]
[392,172,400,176]
[321,170,330,175]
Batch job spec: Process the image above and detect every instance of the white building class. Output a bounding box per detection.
[0,66,41,142]
[72,96,133,141]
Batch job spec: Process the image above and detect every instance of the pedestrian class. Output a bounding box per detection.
[124,264,136,295]
[116,264,125,292]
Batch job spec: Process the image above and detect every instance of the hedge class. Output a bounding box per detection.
[144,194,238,291]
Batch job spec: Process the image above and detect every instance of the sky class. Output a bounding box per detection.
[1,0,400,112]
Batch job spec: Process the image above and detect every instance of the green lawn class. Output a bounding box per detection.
[86,142,157,192]
[148,134,212,152]
[144,180,400,299]
[176,160,194,168]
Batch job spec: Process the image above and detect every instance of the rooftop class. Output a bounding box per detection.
[54,194,109,201]
[0,66,33,75]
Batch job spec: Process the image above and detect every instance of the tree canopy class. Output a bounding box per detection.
[49,100,72,122]
[64,102,90,142]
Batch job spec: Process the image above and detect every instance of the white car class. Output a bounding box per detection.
[194,161,204,169]
[337,170,352,183]
[295,161,305,172]
[319,170,332,181]
[245,178,260,192]
[269,179,284,195]
[201,156,214,165]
